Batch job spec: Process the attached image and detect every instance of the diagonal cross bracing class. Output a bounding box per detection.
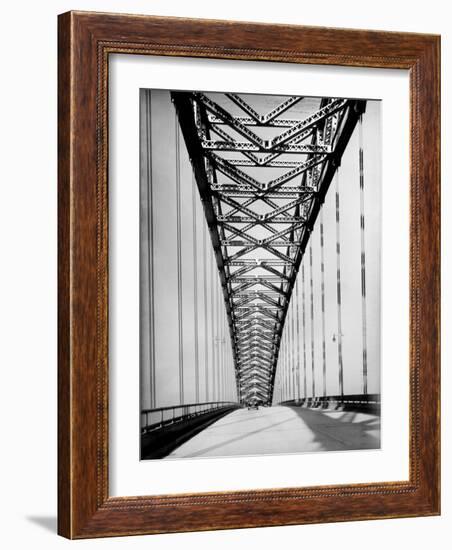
[172,91,365,404]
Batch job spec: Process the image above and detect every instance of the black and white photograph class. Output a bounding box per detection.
[140,89,381,460]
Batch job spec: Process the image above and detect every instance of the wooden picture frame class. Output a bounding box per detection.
[58,11,440,539]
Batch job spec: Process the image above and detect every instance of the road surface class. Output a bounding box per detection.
[167,405,380,458]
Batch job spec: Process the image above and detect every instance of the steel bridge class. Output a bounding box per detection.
[172,91,365,406]
[140,90,381,459]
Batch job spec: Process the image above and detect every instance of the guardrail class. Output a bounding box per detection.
[279,393,380,412]
[141,401,240,433]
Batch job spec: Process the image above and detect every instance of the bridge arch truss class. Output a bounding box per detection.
[172,91,365,405]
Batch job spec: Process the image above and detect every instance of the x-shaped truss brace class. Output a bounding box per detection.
[172,91,365,404]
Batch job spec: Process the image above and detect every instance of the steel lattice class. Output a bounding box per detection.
[172,91,365,404]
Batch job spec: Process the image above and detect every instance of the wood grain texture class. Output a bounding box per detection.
[57,10,72,539]
[57,10,440,539]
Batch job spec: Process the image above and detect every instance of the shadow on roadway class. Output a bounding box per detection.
[288,406,380,451]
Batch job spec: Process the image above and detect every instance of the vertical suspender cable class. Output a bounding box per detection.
[224,314,227,401]
[192,175,200,402]
[302,264,307,399]
[296,278,301,401]
[287,312,291,399]
[282,331,285,401]
[320,207,327,397]
[280,333,283,402]
[286,327,289,400]
[284,327,288,400]
[217,271,220,401]
[286,329,289,400]
[335,171,344,398]
[145,91,156,408]
[218,302,222,401]
[222,310,225,400]
[309,243,315,397]
[217,284,221,400]
[175,117,184,405]
[285,309,289,400]
[203,222,209,400]
[288,305,291,399]
[280,334,283,402]
[210,250,215,401]
[359,115,368,395]
[285,304,292,400]
[291,298,295,399]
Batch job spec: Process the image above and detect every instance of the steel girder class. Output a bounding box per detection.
[172,91,365,405]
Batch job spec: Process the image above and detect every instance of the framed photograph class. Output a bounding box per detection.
[58,11,440,538]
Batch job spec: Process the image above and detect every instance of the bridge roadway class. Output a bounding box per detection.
[167,405,380,458]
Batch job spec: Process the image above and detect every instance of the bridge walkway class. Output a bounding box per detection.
[167,405,380,458]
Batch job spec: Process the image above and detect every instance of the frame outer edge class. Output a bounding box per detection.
[408,37,441,516]
[57,10,441,538]
[57,11,73,539]
[422,35,441,514]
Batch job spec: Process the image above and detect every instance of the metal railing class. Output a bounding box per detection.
[141,401,240,434]
[279,393,380,411]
